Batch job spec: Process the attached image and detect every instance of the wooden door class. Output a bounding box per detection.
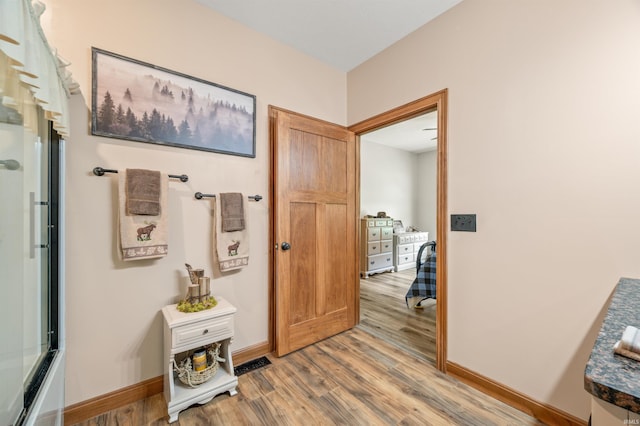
[270,106,358,356]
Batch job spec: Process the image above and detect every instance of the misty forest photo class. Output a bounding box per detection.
[91,48,256,157]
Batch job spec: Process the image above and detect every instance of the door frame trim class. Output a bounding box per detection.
[348,89,448,372]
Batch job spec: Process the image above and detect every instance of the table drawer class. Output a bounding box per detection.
[172,314,234,350]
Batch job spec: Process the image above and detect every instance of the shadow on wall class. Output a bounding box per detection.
[134,312,165,380]
[548,284,616,421]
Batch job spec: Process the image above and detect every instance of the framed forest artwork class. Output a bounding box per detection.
[91,47,256,158]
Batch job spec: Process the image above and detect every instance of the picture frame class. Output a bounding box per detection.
[91,47,256,158]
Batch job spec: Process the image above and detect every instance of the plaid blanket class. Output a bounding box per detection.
[405,250,436,306]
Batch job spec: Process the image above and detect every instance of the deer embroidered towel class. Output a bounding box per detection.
[215,193,249,271]
[614,325,640,362]
[118,170,168,261]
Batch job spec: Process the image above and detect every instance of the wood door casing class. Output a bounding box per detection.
[271,106,357,356]
[349,89,448,372]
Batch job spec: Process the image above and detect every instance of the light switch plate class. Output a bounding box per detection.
[451,214,476,232]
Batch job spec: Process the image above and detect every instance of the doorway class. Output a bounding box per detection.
[357,109,438,363]
[268,90,447,371]
[349,89,448,371]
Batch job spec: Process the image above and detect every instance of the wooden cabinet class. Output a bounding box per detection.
[162,298,238,423]
[393,232,429,272]
[360,218,394,278]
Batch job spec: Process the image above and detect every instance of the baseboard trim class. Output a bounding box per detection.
[63,375,163,425]
[446,361,587,426]
[63,341,271,425]
[232,341,271,366]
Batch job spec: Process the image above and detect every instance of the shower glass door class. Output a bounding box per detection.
[0,105,54,425]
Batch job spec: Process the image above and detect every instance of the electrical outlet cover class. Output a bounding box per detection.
[451,214,476,232]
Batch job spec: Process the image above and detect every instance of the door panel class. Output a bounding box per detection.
[324,203,348,313]
[322,138,348,193]
[272,107,357,356]
[289,202,317,324]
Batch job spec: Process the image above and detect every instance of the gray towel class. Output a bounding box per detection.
[220,192,245,232]
[125,168,161,216]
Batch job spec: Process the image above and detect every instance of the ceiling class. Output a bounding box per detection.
[361,110,438,154]
[195,0,454,153]
[194,0,463,72]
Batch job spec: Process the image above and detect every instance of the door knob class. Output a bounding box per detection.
[281,242,291,251]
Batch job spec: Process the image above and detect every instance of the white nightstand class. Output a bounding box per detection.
[162,297,238,423]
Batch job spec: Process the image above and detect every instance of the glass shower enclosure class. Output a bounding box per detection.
[0,103,61,425]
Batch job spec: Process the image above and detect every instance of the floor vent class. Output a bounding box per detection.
[234,356,272,376]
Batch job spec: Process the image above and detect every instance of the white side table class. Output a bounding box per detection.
[162,297,238,423]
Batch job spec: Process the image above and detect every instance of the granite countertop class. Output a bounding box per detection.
[584,277,640,413]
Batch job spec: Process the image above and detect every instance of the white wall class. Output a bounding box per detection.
[416,150,437,237]
[360,140,418,225]
[42,0,346,406]
[348,0,640,420]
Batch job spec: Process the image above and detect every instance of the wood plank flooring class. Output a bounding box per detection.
[71,270,544,425]
[359,269,436,364]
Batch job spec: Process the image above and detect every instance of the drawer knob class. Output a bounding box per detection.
[203,329,209,335]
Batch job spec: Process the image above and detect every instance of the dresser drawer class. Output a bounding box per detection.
[396,235,409,244]
[397,243,413,255]
[380,227,393,240]
[414,242,427,253]
[414,232,429,242]
[367,241,381,255]
[380,240,392,253]
[172,314,234,350]
[397,252,415,265]
[398,234,416,244]
[367,227,381,241]
[374,219,393,227]
[367,253,393,270]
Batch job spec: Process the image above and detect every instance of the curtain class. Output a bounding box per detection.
[0,0,77,136]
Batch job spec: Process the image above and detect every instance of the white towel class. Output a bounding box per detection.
[118,171,168,261]
[215,193,249,271]
[613,325,640,362]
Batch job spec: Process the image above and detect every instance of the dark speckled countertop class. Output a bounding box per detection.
[584,277,640,413]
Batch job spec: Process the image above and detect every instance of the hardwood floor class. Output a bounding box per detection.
[359,268,436,364]
[70,269,544,425]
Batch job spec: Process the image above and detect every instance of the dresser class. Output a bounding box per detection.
[360,217,394,278]
[162,297,238,423]
[393,231,429,272]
